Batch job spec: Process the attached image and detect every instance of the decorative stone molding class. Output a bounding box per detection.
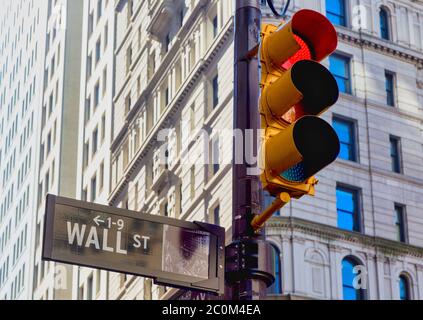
[267,216,423,259]
[337,28,423,68]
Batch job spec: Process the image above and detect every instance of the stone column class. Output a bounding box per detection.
[328,244,342,299]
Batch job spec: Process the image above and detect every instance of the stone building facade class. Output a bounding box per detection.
[2,0,423,300]
[73,0,423,300]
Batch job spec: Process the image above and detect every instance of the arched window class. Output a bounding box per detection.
[399,274,411,300]
[380,8,391,40]
[267,244,282,294]
[342,257,365,300]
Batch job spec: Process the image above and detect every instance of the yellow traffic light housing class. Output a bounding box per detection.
[253,9,340,229]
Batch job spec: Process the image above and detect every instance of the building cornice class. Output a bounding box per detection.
[267,216,423,259]
[337,27,423,68]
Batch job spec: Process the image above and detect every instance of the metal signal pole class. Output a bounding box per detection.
[226,0,274,300]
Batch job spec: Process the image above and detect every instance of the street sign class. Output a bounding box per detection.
[42,194,225,295]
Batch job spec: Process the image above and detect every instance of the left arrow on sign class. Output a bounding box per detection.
[93,215,105,226]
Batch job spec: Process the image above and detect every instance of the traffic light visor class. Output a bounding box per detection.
[291,9,338,62]
[265,60,339,118]
[265,9,338,68]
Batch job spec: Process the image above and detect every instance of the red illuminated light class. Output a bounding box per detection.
[280,35,312,124]
[281,35,312,70]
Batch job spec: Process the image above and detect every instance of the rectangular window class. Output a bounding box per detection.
[92,127,98,156]
[50,56,55,79]
[213,205,220,226]
[45,172,50,195]
[212,137,220,175]
[326,0,347,27]
[164,202,169,217]
[104,23,109,49]
[337,186,360,232]
[85,96,91,124]
[102,67,107,96]
[95,38,101,64]
[51,160,55,187]
[394,204,407,243]
[212,75,219,108]
[94,82,100,108]
[82,188,87,202]
[190,166,195,200]
[47,132,52,155]
[385,71,395,107]
[40,144,45,167]
[91,176,97,202]
[390,136,402,173]
[333,117,357,162]
[165,87,169,106]
[125,94,131,115]
[101,114,106,143]
[88,12,94,37]
[97,0,102,22]
[127,0,134,25]
[41,105,46,128]
[213,15,218,38]
[126,45,132,74]
[83,142,89,168]
[86,54,92,80]
[49,93,54,114]
[87,275,93,300]
[329,54,351,94]
[99,161,104,191]
[164,34,170,53]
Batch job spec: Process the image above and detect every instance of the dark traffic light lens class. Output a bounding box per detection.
[292,116,340,179]
[291,60,339,116]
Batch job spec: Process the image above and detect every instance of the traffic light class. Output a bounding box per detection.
[254,9,340,228]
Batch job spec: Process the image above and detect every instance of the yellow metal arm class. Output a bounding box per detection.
[251,192,291,231]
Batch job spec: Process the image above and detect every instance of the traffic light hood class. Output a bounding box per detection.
[290,9,338,62]
[259,9,341,200]
[265,9,338,68]
[265,60,339,118]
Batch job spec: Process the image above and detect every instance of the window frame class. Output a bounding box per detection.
[326,0,348,27]
[329,53,352,95]
[333,115,359,163]
[336,184,362,233]
[394,203,408,244]
[212,74,219,109]
[389,135,402,174]
[385,70,396,107]
[379,7,391,41]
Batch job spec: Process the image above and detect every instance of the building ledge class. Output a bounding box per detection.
[337,26,423,67]
[267,216,423,259]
